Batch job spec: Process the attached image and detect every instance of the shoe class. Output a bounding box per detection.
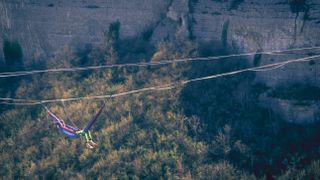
[86,143,94,149]
[89,140,98,147]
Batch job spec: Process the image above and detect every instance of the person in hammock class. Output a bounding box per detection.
[76,129,97,149]
[45,102,105,149]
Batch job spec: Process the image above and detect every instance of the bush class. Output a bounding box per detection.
[3,40,23,68]
[289,0,308,14]
[106,20,121,42]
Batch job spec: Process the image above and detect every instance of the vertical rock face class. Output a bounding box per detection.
[259,94,320,124]
[189,0,320,84]
[188,0,320,124]
[1,0,320,60]
[0,0,320,123]
[151,0,191,41]
[0,0,171,59]
[192,0,320,49]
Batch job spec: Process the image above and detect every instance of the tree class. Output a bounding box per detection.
[3,40,23,70]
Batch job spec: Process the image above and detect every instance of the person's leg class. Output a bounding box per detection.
[84,132,95,149]
[88,131,92,140]
[75,130,94,149]
[87,131,98,146]
[84,132,90,142]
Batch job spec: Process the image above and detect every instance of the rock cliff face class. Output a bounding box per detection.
[190,0,320,84]
[0,0,172,58]
[1,0,319,123]
[1,0,319,59]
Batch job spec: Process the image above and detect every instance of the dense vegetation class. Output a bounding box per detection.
[0,22,320,179]
[2,40,24,71]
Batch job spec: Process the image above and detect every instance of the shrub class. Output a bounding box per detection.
[3,40,23,67]
[106,20,121,42]
[289,0,308,14]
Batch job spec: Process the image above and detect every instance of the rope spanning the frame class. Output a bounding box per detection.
[250,63,288,72]
[1,55,319,106]
[0,46,319,78]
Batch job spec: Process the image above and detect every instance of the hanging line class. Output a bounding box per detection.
[0,46,319,78]
[0,54,319,106]
[250,63,289,72]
